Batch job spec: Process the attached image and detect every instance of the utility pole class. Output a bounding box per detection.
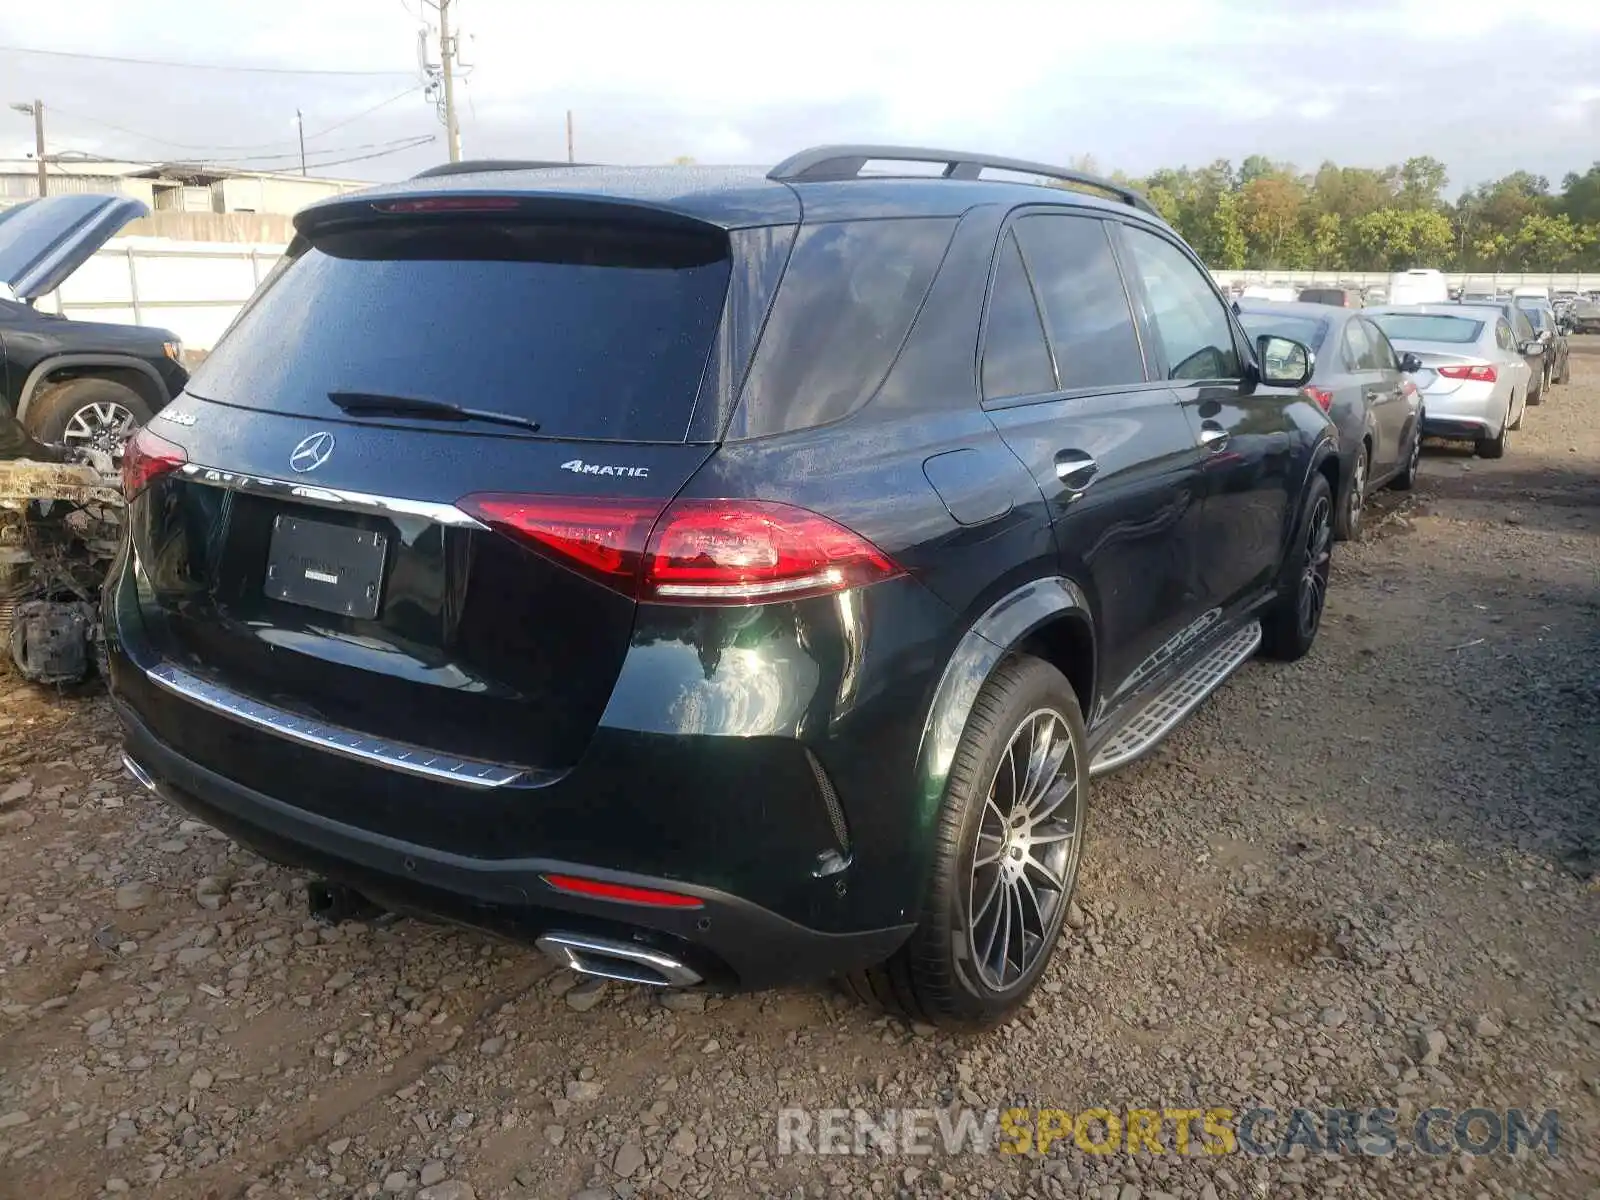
[295,108,307,176]
[30,101,45,197]
[566,110,574,164]
[9,101,46,196]
[437,0,461,162]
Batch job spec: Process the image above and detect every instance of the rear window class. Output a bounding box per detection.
[1237,312,1328,352]
[1297,288,1347,306]
[1368,314,1483,344]
[189,220,732,442]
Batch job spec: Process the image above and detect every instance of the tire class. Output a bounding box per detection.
[1259,469,1332,663]
[1527,374,1543,406]
[1476,399,1510,460]
[1390,420,1422,491]
[1557,354,1570,385]
[841,655,1088,1029]
[24,378,153,451]
[1333,445,1367,542]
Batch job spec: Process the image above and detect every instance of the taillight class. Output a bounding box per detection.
[455,494,901,605]
[458,495,659,588]
[1302,386,1334,412]
[1437,364,1497,382]
[122,426,187,497]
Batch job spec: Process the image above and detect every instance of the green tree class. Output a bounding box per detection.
[1559,163,1600,226]
[1398,156,1449,210]
[1510,212,1593,270]
[1240,173,1305,266]
[1310,212,1343,268]
[1207,189,1247,269]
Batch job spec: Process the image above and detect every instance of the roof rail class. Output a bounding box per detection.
[767,144,1159,217]
[411,159,590,179]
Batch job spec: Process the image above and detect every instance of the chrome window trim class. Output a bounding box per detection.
[177,463,487,529]
[144,661,523,788]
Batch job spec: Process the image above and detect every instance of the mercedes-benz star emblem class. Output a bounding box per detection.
[289,432,336,473]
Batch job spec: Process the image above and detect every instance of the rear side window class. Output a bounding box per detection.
[730,217,956,437]
[189,220,732,442]
[981,231,1055,400]
[1012,214,1145,390]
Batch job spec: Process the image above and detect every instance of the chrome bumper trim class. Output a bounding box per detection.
[143,661,523,789]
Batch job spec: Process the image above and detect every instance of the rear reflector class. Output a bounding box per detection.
[456,494,901,605]
[122,426,188,496]
[541,873,703,909]
[1437,364,1497,382]
[1302,386,1334,412]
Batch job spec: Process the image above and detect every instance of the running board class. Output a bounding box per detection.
[1090,620,1262,776]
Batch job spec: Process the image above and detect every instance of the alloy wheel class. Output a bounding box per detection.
[61,400,138,455]
[966,709,1082,992]
[1298,494,1332,640]
[1348,451,1367,532]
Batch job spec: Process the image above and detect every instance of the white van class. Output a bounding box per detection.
[1239,284,1297,303]
[1511,285,1550,301]
[1387,268,1450,306]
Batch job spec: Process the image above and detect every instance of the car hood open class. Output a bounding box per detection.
[0,193,149,302]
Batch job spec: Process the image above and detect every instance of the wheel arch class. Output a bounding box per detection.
[17,355,171,423]
[913,576,1096,837]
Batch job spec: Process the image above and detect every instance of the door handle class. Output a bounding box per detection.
[1198,424,1229,450]
[1054,450,1098,493]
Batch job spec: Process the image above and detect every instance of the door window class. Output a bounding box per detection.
[1361,319,1398,371]
[1511,308,1535,341]
[1011,214,1146,390]
[981,231,1056,400]
[1120,226,1240,382]
[1495,320,1515,352]
[1342,319,1373,371]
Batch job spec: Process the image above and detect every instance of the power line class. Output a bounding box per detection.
[54,134,438,174]
[0,43,414,77]
[46,87,423,154]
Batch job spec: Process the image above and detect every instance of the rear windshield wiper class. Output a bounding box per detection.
[328,391,542,434]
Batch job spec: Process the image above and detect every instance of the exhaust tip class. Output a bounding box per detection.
[121,754,157,793]
[536,932,702,988]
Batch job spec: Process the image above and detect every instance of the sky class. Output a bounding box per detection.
[3,0,1599,195]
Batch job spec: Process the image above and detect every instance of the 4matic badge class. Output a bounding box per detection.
[560,459,649,478]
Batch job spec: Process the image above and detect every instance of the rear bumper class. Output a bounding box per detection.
[1421,413,1496,439]
[114,694,912,989]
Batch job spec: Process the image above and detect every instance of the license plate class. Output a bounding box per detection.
[263,515,387,619]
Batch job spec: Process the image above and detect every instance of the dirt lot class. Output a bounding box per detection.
[2,346,1598,1200]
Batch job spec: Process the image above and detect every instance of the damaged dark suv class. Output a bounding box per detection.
[107,147,1337,1026]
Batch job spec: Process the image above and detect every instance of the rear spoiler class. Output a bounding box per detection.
[294,190,747,240]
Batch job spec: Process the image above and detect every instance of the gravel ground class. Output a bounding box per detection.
[2,344,1598,1200]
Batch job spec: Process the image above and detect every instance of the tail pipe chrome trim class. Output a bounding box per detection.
[535,933,702,989]
[121,753,158,793]
[140,662,525,789]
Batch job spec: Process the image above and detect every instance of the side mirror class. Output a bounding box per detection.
[1399,352,1422,373]
[1255,334,1315,388]
[1520,340,1545,355]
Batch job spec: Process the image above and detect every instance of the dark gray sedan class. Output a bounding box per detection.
[1238,301,1424,539]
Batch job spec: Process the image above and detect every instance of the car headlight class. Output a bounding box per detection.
[163,340,183,363]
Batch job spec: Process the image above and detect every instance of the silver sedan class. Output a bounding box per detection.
[1364,307,1534,459]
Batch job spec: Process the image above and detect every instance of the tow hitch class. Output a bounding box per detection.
[306,879,392,926]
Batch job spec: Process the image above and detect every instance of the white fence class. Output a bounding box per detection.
[1211,269,1600,292]
[37,236,288,352]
